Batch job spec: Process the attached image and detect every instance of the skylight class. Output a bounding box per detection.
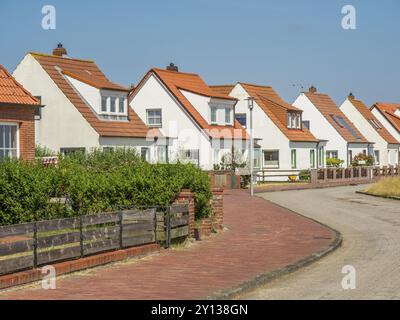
[337,115,362,140]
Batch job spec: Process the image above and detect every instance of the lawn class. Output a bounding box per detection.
[365,177,400,198]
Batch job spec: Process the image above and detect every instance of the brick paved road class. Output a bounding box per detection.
[239,185,400,300]
[0,190,334,300]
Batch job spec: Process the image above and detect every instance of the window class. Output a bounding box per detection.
[291,149,297,169]
[110,97,116,113]
[180,149,199,165]
[362,149,367,156]
[157,146,167,163]
[235,113,247,127]
[0,124,18,160]
[369,119,381,129]
[302,120,310,130]
[225,108,231,124]
[348,150,353,165]
[318,147,325,167]
[287,112,301,129]
[34,96,42,120]
[211,107,217,124]
[326,150,339,159]
[119,98,125,113]
[101,96,108,112]
[263,150,279,168]
[310,149,315,168]
[374,150,380,165]
[253,148,261,169]
[141,147,150,161]
[146,109,162,127]
[60,148,85,156]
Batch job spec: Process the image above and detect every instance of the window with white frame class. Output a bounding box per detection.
[119,98,125,113]
[146,109,162,127]
[225,108,231,124]
[287,112,301,129]
[263,150,279,168]
[101,96,108,112]
[326,150,339,159]
[110,97,116,113]
[235,113,247,127]
[374,150,380,165]
[0,123,18,160]
[210,107,217,124]
[253,148,261,169]
[180,149,199,165]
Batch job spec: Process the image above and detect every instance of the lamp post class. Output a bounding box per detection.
[246,97,254,197]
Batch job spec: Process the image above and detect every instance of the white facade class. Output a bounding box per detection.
[228,84,318,180]
[12,54,157,157]
[293,93,369,167]
[129,73,248,170]
[340,98,399,166]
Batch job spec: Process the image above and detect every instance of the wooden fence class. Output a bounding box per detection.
[0,204,189,276]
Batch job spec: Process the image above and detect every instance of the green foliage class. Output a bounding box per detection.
[214,149,248,171]
[35,145,56,157]
[0,149,212,225]
[351,153,374,167]
[298,170,311,181]
[326,157,344,167]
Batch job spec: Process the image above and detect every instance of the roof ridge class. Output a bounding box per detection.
[240,82,272,89]
[151,68,200,77]
[29,52,95,63]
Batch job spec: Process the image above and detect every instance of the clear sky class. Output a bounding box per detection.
[0,0,399,105]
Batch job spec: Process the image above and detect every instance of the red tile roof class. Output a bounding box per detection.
[30,53,159,138]
[305,92,369,143]
[237,83,318,142]
[0,64,40,106]
[348,98,399,144]
[209,85,235,96]
[131,69,249,140]
[372,102,400,134]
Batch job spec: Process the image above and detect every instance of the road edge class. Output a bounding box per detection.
[207,196,343,300]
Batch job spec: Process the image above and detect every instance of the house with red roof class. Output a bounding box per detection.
[0,64,41,161]
[211,83,321,180]
[293,87,371,167]
[340,94,399,166]
[371,102,400,147]
[12,44,163,160]
[129,64,249,170]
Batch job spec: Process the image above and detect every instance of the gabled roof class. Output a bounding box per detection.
[30,52,159,138]
[130,68,248,140]
[371,102,400,134]
[234,83,318,142]
[348,98,399,144]
[304,92,369,143]
[0,64,40,106]
[210,85,235,96]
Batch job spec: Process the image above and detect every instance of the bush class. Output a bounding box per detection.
[298,170,310,181]
[351,153,374,167]
[326,157,344,167]
[365,177,400,198]
[0,149,212,225]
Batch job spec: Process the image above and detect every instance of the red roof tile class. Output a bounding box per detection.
[131,69,248,140]
[238,83,318,142]
[305,92,369,143]
[0,64,40,106]
[348,98,399,144]
[372,102,400,134]
[30,53,159,138]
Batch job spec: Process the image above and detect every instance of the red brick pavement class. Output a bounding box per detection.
[0,190,335,300]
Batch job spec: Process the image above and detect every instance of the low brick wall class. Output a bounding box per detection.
[172,189,195,238]
[0,243,159,290]
[211,187,224,230]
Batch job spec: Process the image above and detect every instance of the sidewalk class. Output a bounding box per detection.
[0,190,337,300]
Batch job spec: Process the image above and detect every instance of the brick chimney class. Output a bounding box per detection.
[308,85,317,94]
[53,43,67,57]
[166,63,178,72]
[348,92,355,99]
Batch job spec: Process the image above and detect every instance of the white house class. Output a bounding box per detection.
[12,44,163,161]
[293,87,371,167]
[211,83,321,180]
[371,102,400,165]
[129,65,249,170]
[340,94,400,166]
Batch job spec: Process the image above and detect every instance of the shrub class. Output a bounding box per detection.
[326,157,344,167]
[365,177,400,198]
[0,149,212,225]
[298,170,311,181]
[351,153,374,167]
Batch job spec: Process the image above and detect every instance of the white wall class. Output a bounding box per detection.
[12,54,100,153]
[372,107,400,143]
[293,93,349,166]
[129,73,215,169]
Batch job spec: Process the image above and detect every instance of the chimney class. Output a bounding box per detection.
[166,63,178,72]
[308,85,317,94]
[52,43,68,57]
[348,92,355,99]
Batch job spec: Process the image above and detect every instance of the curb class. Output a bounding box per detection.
[356,190,400,201]
[207,198,342,300]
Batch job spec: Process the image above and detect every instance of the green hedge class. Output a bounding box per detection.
[0,149,212,226]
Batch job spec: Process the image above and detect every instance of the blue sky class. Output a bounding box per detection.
[0,0,399,105]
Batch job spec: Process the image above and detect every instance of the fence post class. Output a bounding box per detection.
[310,169,318,185]
[79,216,84,258]
[33,222,38,269]
[153,209,157,243]
[165,207,171,249]
[119,211,123,249]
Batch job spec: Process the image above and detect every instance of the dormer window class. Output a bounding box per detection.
[287,112,301,129]
[101,96,108,112]
[110,97,116,113]
[99,94,128,121]
[211,107,217,124]
[119,98,125,113]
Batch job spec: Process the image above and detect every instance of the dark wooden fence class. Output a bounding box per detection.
[0,204,189,276]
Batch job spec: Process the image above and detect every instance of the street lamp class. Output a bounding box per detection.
[246,97,254,197]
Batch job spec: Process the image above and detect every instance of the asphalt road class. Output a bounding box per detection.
[239,185,400,300]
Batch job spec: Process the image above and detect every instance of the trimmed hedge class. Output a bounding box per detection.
[0,149,212,226]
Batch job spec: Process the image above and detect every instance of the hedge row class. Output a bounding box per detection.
[0,149,212,226]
